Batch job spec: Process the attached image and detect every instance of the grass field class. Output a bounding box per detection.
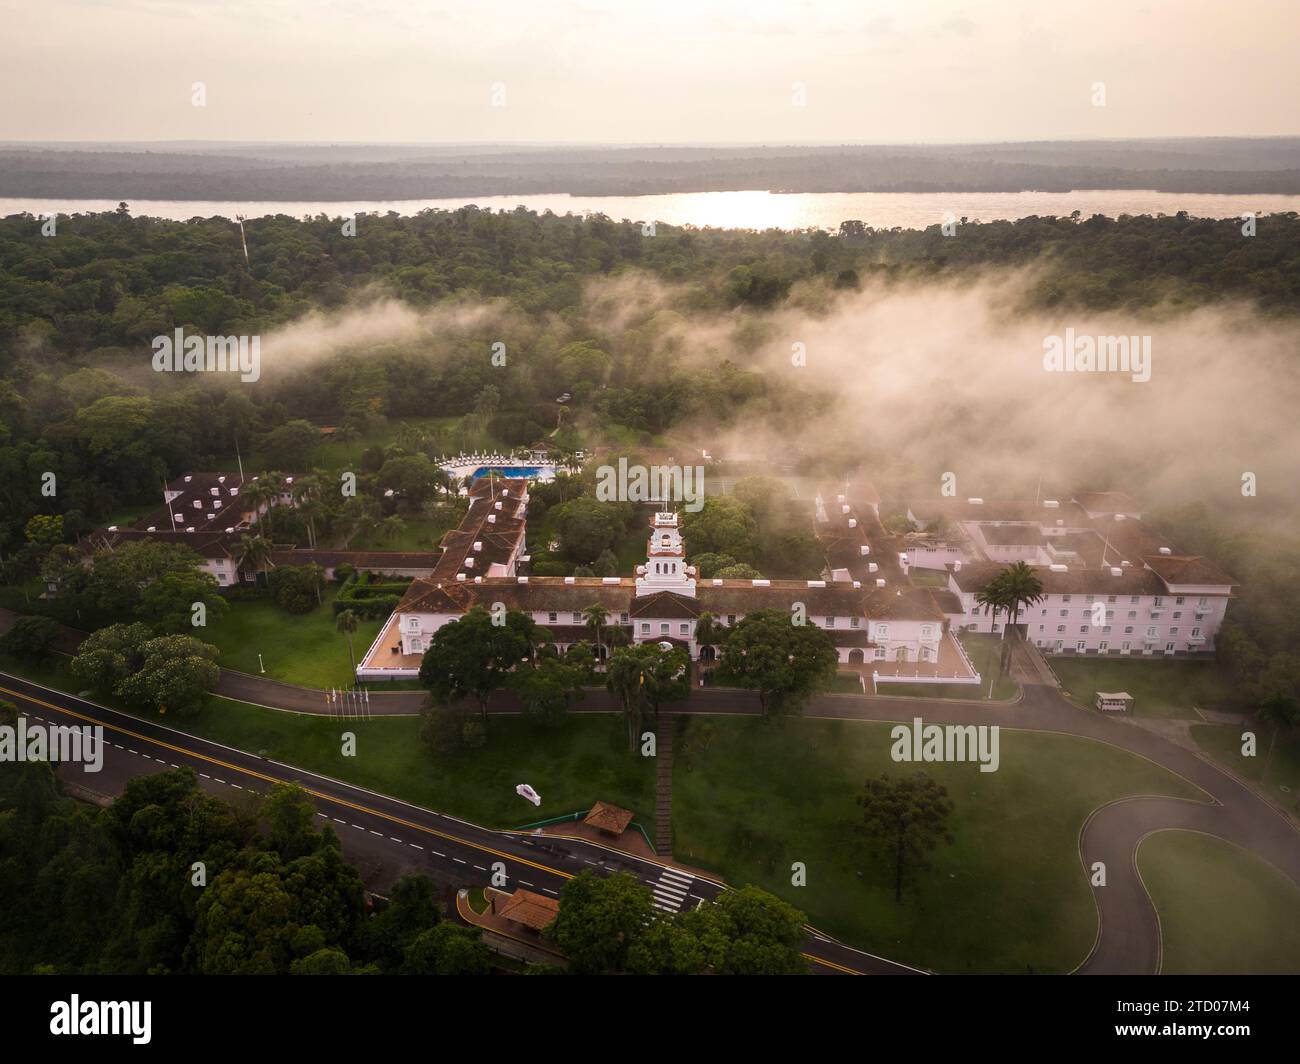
[1190,723,1300,819]
[0,653,654,832]
[671,714,1202,973]
[205,588,383,689]
[1138,831,1300,973]
[1052,656,1239,719]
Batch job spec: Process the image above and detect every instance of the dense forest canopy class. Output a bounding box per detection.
[3,205,1300,670]
[4,137,1300,197]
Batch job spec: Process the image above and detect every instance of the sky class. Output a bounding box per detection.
[1,0,1297,143]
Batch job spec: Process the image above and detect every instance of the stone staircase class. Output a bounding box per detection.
[655,713,674,855]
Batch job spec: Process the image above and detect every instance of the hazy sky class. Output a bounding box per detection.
[2,0,1296,143]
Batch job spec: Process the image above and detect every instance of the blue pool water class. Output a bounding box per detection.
[470,465,542,480]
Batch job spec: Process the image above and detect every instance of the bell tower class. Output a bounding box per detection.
[635,511,696,597]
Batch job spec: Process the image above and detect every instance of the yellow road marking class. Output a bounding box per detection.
[0,683,570,882]
[3,680,872,975]
[803,952,862,975]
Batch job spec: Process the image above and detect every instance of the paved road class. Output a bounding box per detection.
[7,605,1297,973]
[0,670,919,976]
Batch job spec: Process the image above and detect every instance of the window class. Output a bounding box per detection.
[921,626,933,639]
[1075,640,1086,652]
[1080,625,1090,634]
[874,648,886,660]
[1124,626,1134,634]
[1146,626,1158,637]
[727,615,736,626]
[679,623,689,635]
[1062,595,1072,603]
[1153,596,1164,607]
[1040,608,1047,616]
[1130,596,1140,605]
[826,616,836,628]
[1107,595,1117,604]
[1085,595,1094,603]
[1170,627,1179,635]
[1038,624,1044,631]
[640,623,650,634]
[1122,641,1131,652]
[410,638,422,653]
[877,624,890,639]
[1191,627,1202,638]
[660,623,669,635]
[1197,596,1208,606]
[217,573,227,583]
[620,612,629,624]
[1059,609,1068,618]
[1056,624,1066,634]
[1165,642,1176,653]
[1175,596,1185,605]
[1098,641,1109,652]
[572,613,582,624]
[548,612,558,624]
[1102,625,1112,633]
[851,617,860,628]
[1127,611,1137,620]
[407,617,419,630]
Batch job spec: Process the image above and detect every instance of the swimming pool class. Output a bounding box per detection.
[470,465,543,480]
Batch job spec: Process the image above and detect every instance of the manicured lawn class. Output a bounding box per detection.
[671,715,1201,973]
[907,570,950,588]
[1053,656,1241,719]
[0,653,654,833]
[881,633,1016,701]
[346,511,460,553]
[1190,723,1300,819]
[205,588,383,689]
[1138,831,1300,973]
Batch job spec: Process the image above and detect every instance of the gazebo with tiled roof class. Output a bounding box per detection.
[582,800,635,837]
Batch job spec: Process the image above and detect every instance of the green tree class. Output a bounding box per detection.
[336,609,360,676]
[418,606,543,729]
[139,568,228,633]
[512,654,585,728]
[546,871,653,974]
[857,772,955,903]
[605,641,689,752]
[0,615,63,663]
[717,608,838,719]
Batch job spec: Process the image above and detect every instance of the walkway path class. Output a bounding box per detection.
[4,605,1296,973]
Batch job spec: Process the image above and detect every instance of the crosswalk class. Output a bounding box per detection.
[650,867,695,913]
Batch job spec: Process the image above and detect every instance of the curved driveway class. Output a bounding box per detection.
[5,607,1297,973]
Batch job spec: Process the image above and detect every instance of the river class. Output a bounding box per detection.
[4,189,1299,231]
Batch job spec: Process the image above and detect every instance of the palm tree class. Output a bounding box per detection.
[292,473,324,548]
[974,576,1011,698]
[336,609,360,677]
[240,476,277,533]
[605,647,648,753]
[233,533,273,585]
[694,612,721,666]
[997,561,1045,670]
[999,561,1046,629]
[582,603,609,663]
